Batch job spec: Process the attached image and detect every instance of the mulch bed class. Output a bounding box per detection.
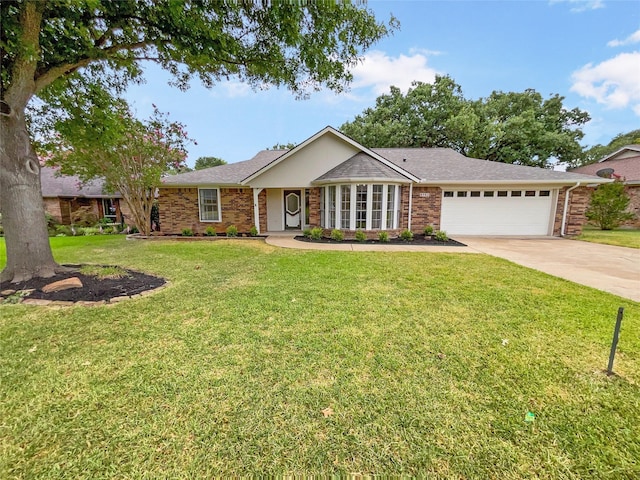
[294,235,467,247]
[0,265,166,304]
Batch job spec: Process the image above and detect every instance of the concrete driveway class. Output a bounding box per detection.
[457,236,640,302]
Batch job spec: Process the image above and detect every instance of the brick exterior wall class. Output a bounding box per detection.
[43,198,63,223]
[553,186,590,236]
[158,187,257,235]
[307,187,321,228]
[623,185,640,228]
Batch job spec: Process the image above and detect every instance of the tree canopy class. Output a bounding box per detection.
[195,156,227,170]
[340,75,590,168]
[575,129,640,168]
[0,0,396,282]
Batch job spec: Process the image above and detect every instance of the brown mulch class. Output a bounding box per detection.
[294,235,467,246]
[0,265,166,303]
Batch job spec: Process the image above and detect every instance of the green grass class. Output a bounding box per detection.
[575,225,640,248]
[1,236,639,478]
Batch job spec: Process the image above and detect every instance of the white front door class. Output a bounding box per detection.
[284,190,301,229]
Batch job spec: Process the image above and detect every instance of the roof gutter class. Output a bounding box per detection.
[561,182,581,237]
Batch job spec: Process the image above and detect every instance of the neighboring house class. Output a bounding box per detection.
[158,126,609,237]
[40,167,131,225]
[570,145,640,227]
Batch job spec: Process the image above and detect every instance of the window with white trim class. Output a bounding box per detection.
[321,184,400,230]
[340,185,351,229]
[198,188,221,222]
[355,184,367,229]
[371,185,383,229]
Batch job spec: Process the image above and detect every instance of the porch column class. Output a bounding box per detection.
[253,188,263,234]
[407,183,413,231]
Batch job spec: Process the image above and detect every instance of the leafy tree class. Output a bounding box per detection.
[269,143,296,150]
[341,77,590,168]
[575,129,640,168]
[194,156,226,170]
[586,182,635,230]
[42,96,192,236]
[0,1,395,282]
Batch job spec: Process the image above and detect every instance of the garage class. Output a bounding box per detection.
[440,188,557,235]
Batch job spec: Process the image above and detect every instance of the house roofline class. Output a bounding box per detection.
[312,177,412,185]
[239,126,420,184]
[598,145,640,163]
[418,178,612,186]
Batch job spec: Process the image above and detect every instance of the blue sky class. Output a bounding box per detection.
[125,0,640,167]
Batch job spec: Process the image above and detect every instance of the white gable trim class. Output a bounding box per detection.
[240,126,419,185]
[598,145,640,163]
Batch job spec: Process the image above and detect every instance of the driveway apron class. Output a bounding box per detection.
[457,237,640,302]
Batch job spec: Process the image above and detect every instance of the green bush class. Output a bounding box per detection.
[302,228,312,238]
[355,229,367,242]
[129,225,139,234]
[424,225,434,236]
[330,229,344,241]
[54,224,73,236]
[226,225,238,237]
[310,227,323,240]
[70,206,98,227]
[204,226,217,236]
[182,228,194,237]
[586,181,635,230]
[249,225,258,237]
[400,229,414,241]
[378,231,390,243]
[434,230,449,242]
[98,217,112,226]
[78,227,101,236]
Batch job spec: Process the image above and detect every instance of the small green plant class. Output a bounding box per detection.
[378,231,390,243]
[70,206,98,227]
[424,225,434,236]
[54,225,73,237]
[226,225,238,237]
[128,225,139,234]
[302,228,312,238]
[355,229,367,242]
[249,225,258,237]
[182,228,194,237]
[204,226,217,236]
[586,181,635,230]
[310,227,323,240]
[434,230,449,242]
[1,290,31,304]
[79,265,129,279]
[330,229,344,241]
[400,229,414,241]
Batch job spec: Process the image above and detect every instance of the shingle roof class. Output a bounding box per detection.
[570,155,640,182]
[40,167,117,198]
[373,148,604,184]
[160,150,285,186]
[314,152,412,183]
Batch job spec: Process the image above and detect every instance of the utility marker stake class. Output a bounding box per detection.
[607,307,624,375]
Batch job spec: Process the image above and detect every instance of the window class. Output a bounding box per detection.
[497,191,508,197]
[511,191,522,197]
[470,191,481,197]
[525,190,536,197]
[386,185,397,229]
[102,198,117,220]
[444,191,454,198]
[539,190,550,197]
[356,184,367,229]
[457,191,467,197]
[484,191,494,197]
[371,185,383,229]
[340,185,351,229]
[328,185,336,228]
[199,188,220,221]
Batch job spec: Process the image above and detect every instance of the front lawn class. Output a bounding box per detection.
[575,225,640,249]
[1,236,638,478]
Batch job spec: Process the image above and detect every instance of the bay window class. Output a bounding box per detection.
[320,184,400,230]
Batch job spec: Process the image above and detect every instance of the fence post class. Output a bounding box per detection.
[607,307,624,375]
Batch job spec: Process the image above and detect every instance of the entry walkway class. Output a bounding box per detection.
[265,233,640,302]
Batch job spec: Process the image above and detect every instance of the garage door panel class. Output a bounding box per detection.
[441,194,554,235]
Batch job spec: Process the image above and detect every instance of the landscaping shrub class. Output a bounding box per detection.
[204,226,217,237]
[226,225,239,237]
[434,230,449,242]
[54,224,73,236]
[400,229,414,241]
[378,231,390,243]
[78,227,101,236]
[330,229,344,241]
[310,227,323,240]
[129,226,139,234]
[302,228,312,238]
[181,228,194,237]
[424,225,434,236]
[586,181,635,230]
[249,226,258,237]
[70,206,98,227]
[355,229,367,242]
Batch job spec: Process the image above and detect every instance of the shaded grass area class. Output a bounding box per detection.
[576,226,640,248]
[1,236,639,478]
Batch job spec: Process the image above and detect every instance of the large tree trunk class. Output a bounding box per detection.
[0,107,60,283]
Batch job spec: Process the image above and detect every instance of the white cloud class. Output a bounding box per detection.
[549,0,605,12]
[221,81,252,98]
[608,29,640,47]
[351,50,440,96]
[570,51,640,114]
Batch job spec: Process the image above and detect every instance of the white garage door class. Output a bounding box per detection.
[440,189,555,235]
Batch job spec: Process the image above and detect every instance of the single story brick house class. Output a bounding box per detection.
[41,167,131,225]
[158,126,609,237]
[569,145,640,227]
